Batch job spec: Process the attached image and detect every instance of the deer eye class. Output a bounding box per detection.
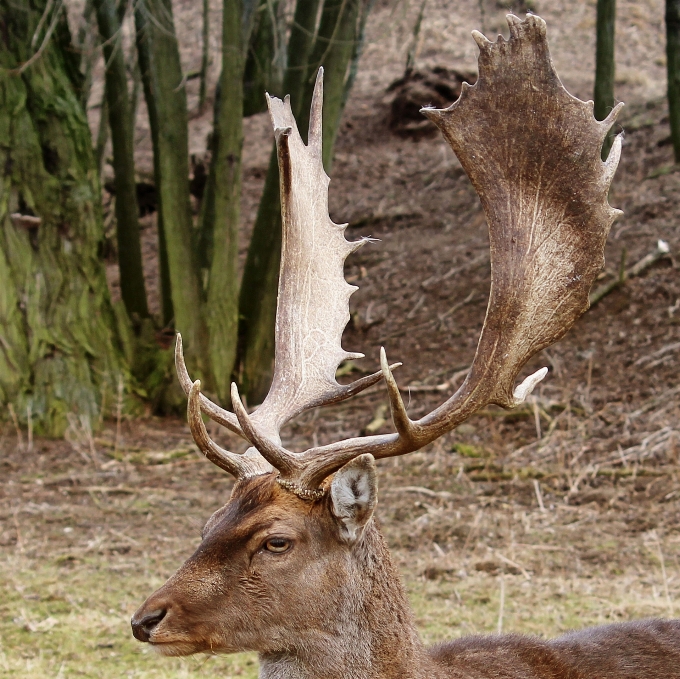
[264,538,291,553]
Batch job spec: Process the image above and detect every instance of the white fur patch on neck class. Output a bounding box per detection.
[330,454,377,542]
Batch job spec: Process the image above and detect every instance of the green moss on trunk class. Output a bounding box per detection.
[203,0,249,403]
[0,1,130,434]
[135,0,211,384]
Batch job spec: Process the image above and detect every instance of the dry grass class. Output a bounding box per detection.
[2,402,679,677]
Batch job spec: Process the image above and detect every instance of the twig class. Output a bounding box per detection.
[497,576,505,634]
[379,291,476,342]
[634,341,680,367]
[115,375,124,452]
[533,479,546,512]
[653,533,674,617]
[7,404,23,450]
[26,403,33,454]
[8,0,64,75]
[398,367,469,393]
[31,0,56,48]
[386,486,453,499]
[532,397,542,439]
[463,509,483,552]
[589,240,670,306]
[493,551,532,581]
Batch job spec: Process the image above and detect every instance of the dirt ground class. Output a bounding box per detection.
[2,0,680,676]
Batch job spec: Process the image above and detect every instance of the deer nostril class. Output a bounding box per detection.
[131,608,167,642]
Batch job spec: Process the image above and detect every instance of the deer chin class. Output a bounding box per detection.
[149,640,200,657]
[148,635,216,657]
[149,629,244,658]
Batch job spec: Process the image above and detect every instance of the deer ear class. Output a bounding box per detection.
[330,454,377,542]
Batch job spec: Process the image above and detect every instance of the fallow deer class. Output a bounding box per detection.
[132,14,680,679]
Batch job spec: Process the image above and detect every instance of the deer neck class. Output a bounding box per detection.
[258,521,436,679]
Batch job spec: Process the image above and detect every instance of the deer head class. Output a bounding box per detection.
[132,14,622,675]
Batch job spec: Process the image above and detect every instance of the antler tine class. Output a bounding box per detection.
[307,66,324,154]
[175,335,245,438]
[379,348,417,442]
[187,381,255,478]
[230,383,302,478]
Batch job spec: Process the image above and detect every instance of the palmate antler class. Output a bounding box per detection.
[182,14,623,496]
[179,70,400,482]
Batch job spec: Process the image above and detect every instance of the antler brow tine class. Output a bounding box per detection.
[175,334,244,437]
[187,381,253,478]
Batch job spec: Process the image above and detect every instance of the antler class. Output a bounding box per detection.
[184,14,623,494]
[180,69,398,476]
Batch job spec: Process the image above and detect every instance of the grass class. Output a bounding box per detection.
[2,546,676,678]
[2,421,679,678]
[0,555,259,678]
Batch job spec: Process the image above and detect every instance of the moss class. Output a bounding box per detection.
[0,0,132,435]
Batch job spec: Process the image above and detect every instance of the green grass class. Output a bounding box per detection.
[0,555,258,678]
[2,548,675,678]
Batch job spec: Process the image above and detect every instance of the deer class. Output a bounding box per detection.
[131,13,680,679]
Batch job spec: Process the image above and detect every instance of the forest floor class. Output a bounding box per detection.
[2,0,680,676]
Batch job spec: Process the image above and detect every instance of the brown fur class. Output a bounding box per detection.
[132,474,680,678]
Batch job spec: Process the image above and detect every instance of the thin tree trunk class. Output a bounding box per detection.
[134,6,173,328]
[134,0,210,381]
[235,149,281,400]
[284,0,323,116]
[199,0,210,112]
[237,0,365,401]
[243,0,283,116]
[0,0,129,434]
[202,0,249,402]
[95,92,109,176]
[314,0,361,170]
[667,0,680,163]
[594,0,616,159]
[77,0,97,108]
[95,0,149,321]
[341,0,374,111]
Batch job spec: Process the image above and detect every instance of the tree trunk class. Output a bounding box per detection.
[237,0,365,401]
[0,0,129,435]
[202,0,250,402]
[236,148,282,400]
[243,0,284,116]
[594,0,616,159]
[135,6,173,328]
[667,0,680,163]
[298,0,361,168]
[95,0,149,321]
[199,0,210,113]
[134,0,211,382]
[95,92,109,176]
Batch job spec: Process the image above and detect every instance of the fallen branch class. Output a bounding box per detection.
[589,240,671,306]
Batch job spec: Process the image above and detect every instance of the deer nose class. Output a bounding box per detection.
[131,608,167,642]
